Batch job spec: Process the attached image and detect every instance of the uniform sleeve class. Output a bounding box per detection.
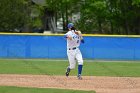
[64,32,72,39]
[64,32,69,38]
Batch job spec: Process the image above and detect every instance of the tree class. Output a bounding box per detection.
[45,0,81,31]
[106,0,140,34]
[76,0,107,34]
[77,0,140,34]
[0,0,30,32]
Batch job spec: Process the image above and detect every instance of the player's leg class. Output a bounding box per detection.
[66,50,76,77]
[75,49,83,79]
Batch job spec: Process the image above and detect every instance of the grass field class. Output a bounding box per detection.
[0,59,140,77]
[0,86,95,93]
[0,59,140,93]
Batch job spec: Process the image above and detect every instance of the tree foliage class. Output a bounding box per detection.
[0,0,139,34]
[45,0,81,30]
[74,0,140,34]
[48,0,139,34]
[0,0,30,32]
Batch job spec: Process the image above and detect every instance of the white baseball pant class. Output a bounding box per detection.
[67,48,83,69]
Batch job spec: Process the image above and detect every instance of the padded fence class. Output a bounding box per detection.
[0,34,140,60]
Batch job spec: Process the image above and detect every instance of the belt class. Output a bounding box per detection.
[69,47,77,50]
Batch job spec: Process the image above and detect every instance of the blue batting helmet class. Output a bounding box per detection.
[67,23,74,29]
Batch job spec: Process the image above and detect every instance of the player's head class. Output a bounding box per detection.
[67,23,74,29]
[67,23,76,31]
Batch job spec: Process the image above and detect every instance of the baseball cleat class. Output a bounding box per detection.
[66,72,69,77]
[77,74,82,80]
[65,67,70,77]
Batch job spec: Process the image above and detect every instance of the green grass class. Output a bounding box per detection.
[0,59,140,77]
[0,59,139,93]
[0,86,95,93]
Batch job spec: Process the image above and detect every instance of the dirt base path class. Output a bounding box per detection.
[0,74,140,93]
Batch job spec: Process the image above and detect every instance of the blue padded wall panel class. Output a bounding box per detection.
[0,35,140,60]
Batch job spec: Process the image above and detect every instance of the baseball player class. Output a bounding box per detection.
[64,23,84,80]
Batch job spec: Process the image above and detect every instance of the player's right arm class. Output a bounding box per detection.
[64,32,73,40]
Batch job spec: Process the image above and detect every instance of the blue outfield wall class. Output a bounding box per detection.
[0,34,140,60]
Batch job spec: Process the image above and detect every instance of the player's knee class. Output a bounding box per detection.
[78,60,83,65]
[78,63,83,66]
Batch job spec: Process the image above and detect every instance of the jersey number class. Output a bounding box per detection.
[77,40,79,43]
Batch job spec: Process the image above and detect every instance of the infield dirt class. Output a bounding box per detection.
[0,74,140,93]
